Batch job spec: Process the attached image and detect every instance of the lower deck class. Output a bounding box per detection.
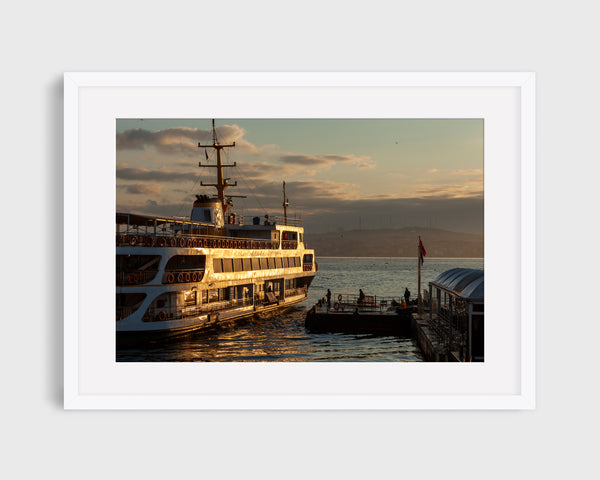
[117,291,308,344]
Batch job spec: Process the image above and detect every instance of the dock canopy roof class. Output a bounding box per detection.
[429,268,484,301]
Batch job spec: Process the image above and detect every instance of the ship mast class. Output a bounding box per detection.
[198,119,239,214]
[282,181,289,226]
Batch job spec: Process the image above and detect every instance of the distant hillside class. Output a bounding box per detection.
[304,227,483,258]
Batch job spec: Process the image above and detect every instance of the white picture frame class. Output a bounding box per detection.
[64,72,535,410]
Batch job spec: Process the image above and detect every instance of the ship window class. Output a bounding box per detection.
[116,255,161,285]
[303,254,313,264]
[233,258,243,272]
[165,255,206,272]
[117,255,160,273]
[276,257,283,269]
[223,258,234,273]
[116,293,146,307]
[251,258,260,271]
[184,291,197,306]
[213,258,223,273]
[219,288,230,301]
[242,258,251,271]
[116,293,146,321]
[203,209,212,222]
[207,289,219,303]
[295,257,301,267]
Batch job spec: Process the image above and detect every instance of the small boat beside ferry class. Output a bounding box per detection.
[116,121,317,343]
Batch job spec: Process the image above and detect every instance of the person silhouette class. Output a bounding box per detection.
[358,289,365,305]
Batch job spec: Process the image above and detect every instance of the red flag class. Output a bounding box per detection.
[419,239,426,265]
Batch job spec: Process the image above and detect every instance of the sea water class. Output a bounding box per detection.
[116,257,483,362]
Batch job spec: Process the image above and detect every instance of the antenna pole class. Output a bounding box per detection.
[198,120,236,214]
[283,181,289,226]
[418,236,422,314]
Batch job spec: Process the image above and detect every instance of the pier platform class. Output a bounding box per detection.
[305,300,465,361]
[306,305,415,335]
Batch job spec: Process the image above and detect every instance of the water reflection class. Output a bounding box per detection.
[117,305,423,362]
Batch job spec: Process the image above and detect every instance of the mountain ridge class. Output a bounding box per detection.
[304,226,484,258]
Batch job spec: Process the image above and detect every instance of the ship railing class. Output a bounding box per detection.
[242,216,303,227]
[116,270,159,286]
[117,215,215,235]
[116,232,286,250]
[117,307,137,321]
[281,240,299,250]
[284,288,307,298]
[142,298,254,322]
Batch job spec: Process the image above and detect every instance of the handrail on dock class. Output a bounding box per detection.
[321,293,412,313]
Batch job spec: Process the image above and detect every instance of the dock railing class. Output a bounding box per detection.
[425,312,469,360]
[323,294,410,313]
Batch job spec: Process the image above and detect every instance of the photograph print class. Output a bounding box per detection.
[116,118,484,362]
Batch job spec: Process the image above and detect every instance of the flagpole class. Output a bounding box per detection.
[418,236,422,314]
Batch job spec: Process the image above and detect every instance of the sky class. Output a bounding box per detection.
[116,119,483,234]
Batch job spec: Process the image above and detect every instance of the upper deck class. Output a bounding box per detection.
[116,211,307,251]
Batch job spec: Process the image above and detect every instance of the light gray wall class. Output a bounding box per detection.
[3,1,596,478]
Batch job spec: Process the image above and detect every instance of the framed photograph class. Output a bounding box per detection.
[64,72,535,409]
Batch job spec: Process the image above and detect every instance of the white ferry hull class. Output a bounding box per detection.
[117,292,309,344]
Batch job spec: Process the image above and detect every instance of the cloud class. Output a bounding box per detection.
[278,153,373,169]
[117,164,198,183]
[120,183,164,195]
[116,124,261,156]
[450,169,483,176]
[117,180,484,235]
[408,184,483,199]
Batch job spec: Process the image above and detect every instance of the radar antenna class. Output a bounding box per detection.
[198,119,240,214]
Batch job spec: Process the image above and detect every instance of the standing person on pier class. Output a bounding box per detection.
[326,289,331,310]
[404,287,411,304]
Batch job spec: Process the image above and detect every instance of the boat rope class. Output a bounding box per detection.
[174,172,203,218]
[232,159,269,217]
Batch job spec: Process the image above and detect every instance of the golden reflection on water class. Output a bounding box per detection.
[117,307,422,362]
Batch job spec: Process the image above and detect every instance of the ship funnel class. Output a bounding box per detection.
[191,195,224,227]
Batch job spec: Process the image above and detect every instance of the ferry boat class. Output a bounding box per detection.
[116,121,317,343]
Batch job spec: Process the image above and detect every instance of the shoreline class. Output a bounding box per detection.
[316,256,484,260]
